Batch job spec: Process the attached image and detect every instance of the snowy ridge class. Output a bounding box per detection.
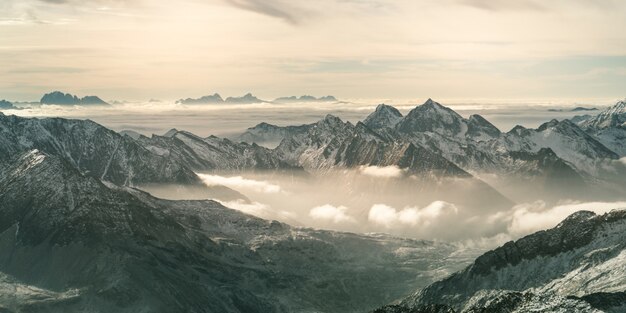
[374,209,626,313]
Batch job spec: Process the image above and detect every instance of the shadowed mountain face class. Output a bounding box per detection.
[136,129,298,172]
[375,209,626,313]
[0,114,198,186]
[0,113,249,201]
[0,150,475,313]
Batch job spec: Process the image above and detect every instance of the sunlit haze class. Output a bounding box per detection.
[2,0,626,101]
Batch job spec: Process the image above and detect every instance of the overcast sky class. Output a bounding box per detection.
[1,0,625,101]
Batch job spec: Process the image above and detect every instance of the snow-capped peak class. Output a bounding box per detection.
[363,103,403,130]
[580,99,626,129]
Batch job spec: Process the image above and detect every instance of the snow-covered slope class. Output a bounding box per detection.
[580,99,626,129]
[233,122,312,148]
[137,129,298,171]
[274,114,469,176]
[364,104,403,131]
[496,119,618,175]
[375,209,626,313]
[577,99,626,157]
[0,113,199,186]
[395,99,500,142]
[0,149,476,313]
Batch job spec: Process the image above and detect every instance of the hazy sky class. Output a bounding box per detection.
[1,0,626,101]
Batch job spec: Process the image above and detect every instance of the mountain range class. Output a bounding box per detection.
[236,98,626,202]
[0,97,625,312]
[40,91,109,106]
[176,93,337,105]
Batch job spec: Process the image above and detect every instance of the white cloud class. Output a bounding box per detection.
[197,173,281,193]
[620,157,626,166]
[359,165,405,178]
[491,200,626,238]
[309,204,356,224]
[368,201,459,228]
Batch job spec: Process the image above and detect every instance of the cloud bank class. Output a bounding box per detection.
[197,174,281,193]
[500,201,626,237]
[309,204,356,224]
[368,201,459,228]
[359,165,405,178]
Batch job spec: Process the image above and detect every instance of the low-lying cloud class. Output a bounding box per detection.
[197,173,281,193]
[359,165,405,178]
[309,204,356,224]
[499,201,626,237]
[368,201,459,228]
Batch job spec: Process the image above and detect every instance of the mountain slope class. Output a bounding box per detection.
[0,150,474,313]
[578,99,626,157]
[137,129,299,171]
[375,209,626,312]
[0,113,200,186]
[275,114,469,176]
[234,122,313,147]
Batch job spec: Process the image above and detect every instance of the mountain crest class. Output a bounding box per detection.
[363,104,403,130]
[581,98,626,129]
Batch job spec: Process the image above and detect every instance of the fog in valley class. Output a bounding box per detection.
[141,166,626,248]
[6,99,626,248]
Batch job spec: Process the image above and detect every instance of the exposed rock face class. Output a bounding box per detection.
[0,150,472,313]
[363,104,403,131]
[234,122,313,147]
[0,114,200,186]
[576,99,626,157]
[40,91,109,106]
[580,99,626,129]
[374,209,626,313]
[136,129,299,171]
[274,114,469,176]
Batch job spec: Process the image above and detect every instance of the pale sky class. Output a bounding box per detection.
[1,0,626,101]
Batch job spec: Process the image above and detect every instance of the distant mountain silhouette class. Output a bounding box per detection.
[40,91,109,106]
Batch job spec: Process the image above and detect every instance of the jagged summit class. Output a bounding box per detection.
[394,99,499,142]
[580,98,626,129]
[163,128,179,137]
[363,104,403,130]
[40,91,109,106]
